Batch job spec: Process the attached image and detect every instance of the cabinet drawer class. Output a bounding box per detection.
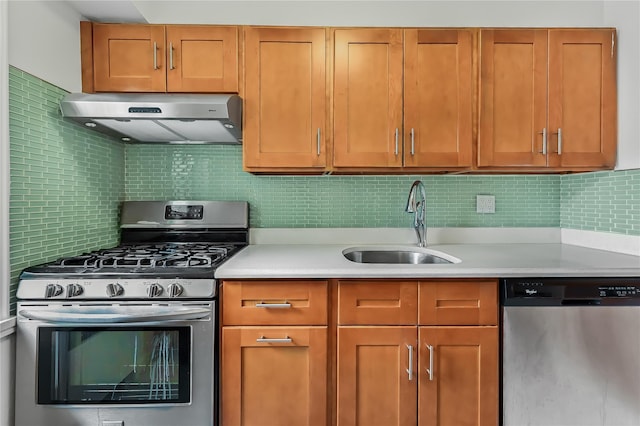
[419,280,498,326]
[338,281,418,325]
[222,280,328,325]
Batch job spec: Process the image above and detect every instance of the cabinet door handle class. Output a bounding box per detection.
[425,344,434,381]
[317,128,321,156]
[555,128,562,155]
[256,336,292,344]
[395,128,399,156]
[410,128,415,156]
[152,42,159,70]
[538,128,547,155]
[406,344,414,381]
[255,301,292,309]
[169,42,175,70]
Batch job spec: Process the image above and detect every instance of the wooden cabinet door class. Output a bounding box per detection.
[404,29,473,168]
[337,327,417,426]
[222,326,327,426]
[92,24,166,92]
[333,28,403,168]
[166,25,238,93]
[419,326,499,426]
[243,27,327,170]
[548,29,617,169]
[478,29,548,167]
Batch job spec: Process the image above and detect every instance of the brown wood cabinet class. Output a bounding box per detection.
[403,29,474,169]
[243,27,327,171]
[332,28,474,172]
[82,22,238,93]
[221,280,329,426]
[332,28,404,168]
[337,279,499,426]
[337,326,418,426]
[222,326,328,426]
[478,28,616,171]
[418,327,499,426]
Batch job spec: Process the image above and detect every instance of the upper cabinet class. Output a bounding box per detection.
[332,28,474,172]
[332,28,404,169]
[404,29,474,169]
[79,23,617,174]
[244,27,474,173]
[478,28,616,171]
[82,22,239,93]
[243,27,327,171]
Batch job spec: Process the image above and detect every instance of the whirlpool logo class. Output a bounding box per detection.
[525,289,538,296]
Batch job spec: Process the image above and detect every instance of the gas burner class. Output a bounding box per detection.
[52,243,237,269]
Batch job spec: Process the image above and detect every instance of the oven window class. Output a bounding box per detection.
[37,327,190,404]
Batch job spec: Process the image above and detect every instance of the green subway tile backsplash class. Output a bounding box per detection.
[8,66,124,312]
[561,170,640,235]
[124,145,561,228]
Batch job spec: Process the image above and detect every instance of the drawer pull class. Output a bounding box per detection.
[255,301,292,309]
[256,336,292,344]
[538,127,547,155]
[425,344,434,381]
[406,344,414,381]
[152,42,159,70]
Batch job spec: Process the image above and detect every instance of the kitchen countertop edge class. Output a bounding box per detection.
[215,243,640,279]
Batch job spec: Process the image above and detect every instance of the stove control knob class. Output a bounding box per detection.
[45,284,63,298]
[106,283,124,298]
[168,283,184,298]
[147,283,164,298]
[66,283,84,298]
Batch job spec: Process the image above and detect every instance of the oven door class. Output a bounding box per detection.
[16,302,216,426]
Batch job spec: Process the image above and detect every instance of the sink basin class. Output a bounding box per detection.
[342,246,461,265]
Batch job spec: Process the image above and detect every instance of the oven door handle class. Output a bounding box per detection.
[18,306,211,324]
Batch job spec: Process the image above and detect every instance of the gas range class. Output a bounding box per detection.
[17,200,249,301]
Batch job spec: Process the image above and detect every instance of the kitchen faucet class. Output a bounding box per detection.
[405,180,427,247]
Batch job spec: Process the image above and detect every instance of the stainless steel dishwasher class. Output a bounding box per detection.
[502,277,640,426]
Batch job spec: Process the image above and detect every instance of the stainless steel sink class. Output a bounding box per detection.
[342,247,460,265]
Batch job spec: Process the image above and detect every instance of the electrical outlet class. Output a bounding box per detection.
[476,195,496,214]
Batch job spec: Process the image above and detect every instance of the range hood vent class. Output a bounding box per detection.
[60,93,242,144]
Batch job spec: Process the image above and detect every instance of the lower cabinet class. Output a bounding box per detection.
[221,326,328,426]
[221,280,329,426]
[338,327,418,425]
[337,279,499,426]
[221,279,499,426]
[418,326,499,426]
[336,326,498,426]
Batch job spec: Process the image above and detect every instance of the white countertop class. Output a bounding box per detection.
[215,243,640,279]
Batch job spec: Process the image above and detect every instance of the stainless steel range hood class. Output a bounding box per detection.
[60,93,242,144]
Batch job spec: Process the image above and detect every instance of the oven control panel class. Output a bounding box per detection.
[17,278,216,300]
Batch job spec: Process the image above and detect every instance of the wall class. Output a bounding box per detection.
[135,0,606,27]
[604,1,640,170]
[125,145,560,228]
[8,0,84,93]
[1,2,12,424]
[9,67,124,312]
[561,170,640,236]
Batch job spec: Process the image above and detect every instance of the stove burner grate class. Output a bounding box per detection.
[54,243,236,269]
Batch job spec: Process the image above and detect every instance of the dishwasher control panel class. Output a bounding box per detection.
[598,286,640,297]
[502,278,640,306]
